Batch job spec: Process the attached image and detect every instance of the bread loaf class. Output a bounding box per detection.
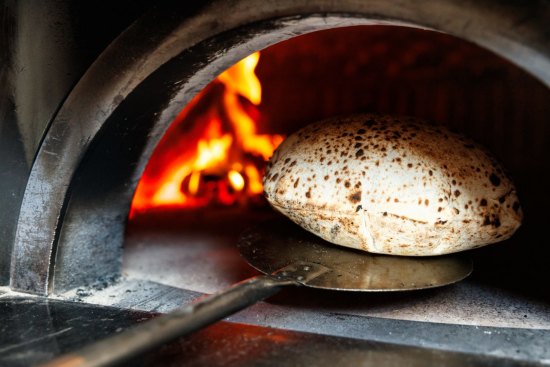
[263,114,522,256]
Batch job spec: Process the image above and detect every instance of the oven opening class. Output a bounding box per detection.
[5,4,550,364]
[123,25,550,315]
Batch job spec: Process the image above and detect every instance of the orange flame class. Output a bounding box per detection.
[131,52,283,213]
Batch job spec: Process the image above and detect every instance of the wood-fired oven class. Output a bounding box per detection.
[0,1,549,365]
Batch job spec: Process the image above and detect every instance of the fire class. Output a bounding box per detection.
[131,52,283,213]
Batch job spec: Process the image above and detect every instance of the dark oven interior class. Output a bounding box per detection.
[1,1,550,365]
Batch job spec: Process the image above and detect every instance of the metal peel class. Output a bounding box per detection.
[239,220,473,291]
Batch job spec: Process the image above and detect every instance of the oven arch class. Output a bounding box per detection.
[9,0,550,295]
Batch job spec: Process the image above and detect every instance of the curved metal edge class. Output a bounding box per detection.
[9,0,550,295]
[304,257,474,292]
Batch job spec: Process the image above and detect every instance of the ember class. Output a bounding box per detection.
[131,52,284,213]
